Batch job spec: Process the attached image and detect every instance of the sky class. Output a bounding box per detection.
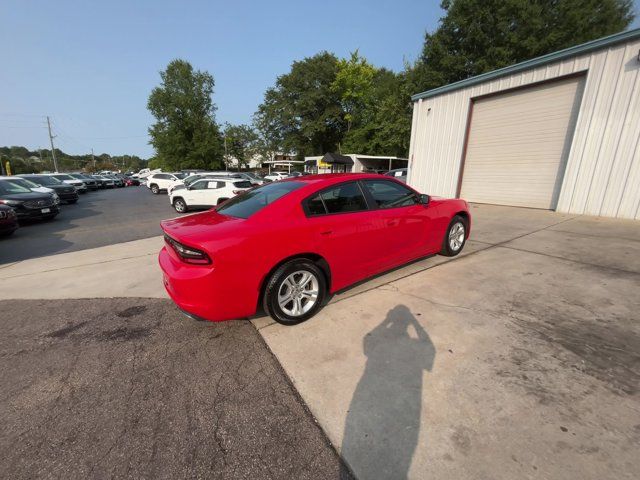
[1,0,639,159]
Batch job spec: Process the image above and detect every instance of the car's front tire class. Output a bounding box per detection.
[150,184,159,194]
[173,198,187,213]
[263,259,327,325]
[440,215,467,257]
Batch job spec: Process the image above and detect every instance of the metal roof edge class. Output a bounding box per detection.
[411,28,640,101]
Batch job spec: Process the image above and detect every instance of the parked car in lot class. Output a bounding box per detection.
[147,172,187,194]
[0,176,61,205]
[132,168,161,180]
[0,179,60,221]
[50,173,88,193]
[0,204,19,236]
[92,175,115,188]
[264,171,288,182]
[124,176,140,186]
[159,173,470,324]
[384,168,408,183]
[167,172,242,194]
[19,174,79,203]
[233,172,266,185]
[68,173,99,190]
[169,178,253,213]
[108,175,125,188]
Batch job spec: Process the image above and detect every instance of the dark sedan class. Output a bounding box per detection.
[19,174,79,204]
[0,180,60,221]
[0,204,18,236]
[69,173,99,191]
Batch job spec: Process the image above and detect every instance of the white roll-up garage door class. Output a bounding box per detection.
[460,75,585,209]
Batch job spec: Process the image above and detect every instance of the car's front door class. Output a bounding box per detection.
[303,181,385,290]
[360,179,440,265]
[183,179,214,206]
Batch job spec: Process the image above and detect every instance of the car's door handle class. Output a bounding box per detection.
[320,230,333,235]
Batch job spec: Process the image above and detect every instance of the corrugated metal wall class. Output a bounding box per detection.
[408,38,640,219]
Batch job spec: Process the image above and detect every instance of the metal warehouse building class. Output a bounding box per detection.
[407,28,640,219]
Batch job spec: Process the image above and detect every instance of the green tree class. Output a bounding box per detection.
[415,0,635,91]
[255,52,345,158]
[223,123,259,169]
[331,51,377,133]
[147,59,224,170]
[338,66,413,157]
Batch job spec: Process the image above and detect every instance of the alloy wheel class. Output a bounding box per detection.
[449,222,465,251]
[277,270,319,317]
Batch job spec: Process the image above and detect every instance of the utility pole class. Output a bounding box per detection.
[46,116,59,172]
[224,136,228,171]
[91,148,95,170]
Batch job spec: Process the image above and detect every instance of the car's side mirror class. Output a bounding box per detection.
[419,194,430,205]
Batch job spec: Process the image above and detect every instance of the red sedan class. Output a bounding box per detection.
[159,173,470,325]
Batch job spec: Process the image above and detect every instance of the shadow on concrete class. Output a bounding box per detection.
[341,305,435,479]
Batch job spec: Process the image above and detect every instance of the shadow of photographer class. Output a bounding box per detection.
[341,304,436,479]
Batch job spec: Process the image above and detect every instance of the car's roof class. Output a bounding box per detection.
[279,172,387,185]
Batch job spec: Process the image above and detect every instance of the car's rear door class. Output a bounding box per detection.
[360,179,440,265]
[303,181,384,291]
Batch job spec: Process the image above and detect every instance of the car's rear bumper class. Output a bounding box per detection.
[159,246,257,322]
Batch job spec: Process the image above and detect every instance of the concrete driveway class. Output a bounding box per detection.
[255,204,640,480]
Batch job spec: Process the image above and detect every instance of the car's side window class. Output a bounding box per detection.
[191,180,207,190]
[305,182,368,216]
[306,194,326,215]
[362,180,418,209]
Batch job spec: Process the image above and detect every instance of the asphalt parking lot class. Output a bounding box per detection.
[0,186,175,264]
[0,297,350,479]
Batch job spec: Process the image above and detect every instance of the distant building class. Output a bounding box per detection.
[304,153,408,174]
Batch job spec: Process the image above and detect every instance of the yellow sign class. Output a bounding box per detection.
[5,161,10,176]
[318,161,330,168]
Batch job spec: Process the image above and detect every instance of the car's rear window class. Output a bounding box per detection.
[232,181,253,189]
[217,181,304,219]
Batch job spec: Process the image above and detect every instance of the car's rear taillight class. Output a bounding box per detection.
[164,234,211,265]
[232,189,244,195]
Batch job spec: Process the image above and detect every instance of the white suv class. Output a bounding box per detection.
[169,178,253,213]
[146,173,186,194]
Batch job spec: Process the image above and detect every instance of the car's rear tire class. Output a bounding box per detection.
[150,184,159,194]
[440,215,467,257]
[67,199,78,204]
[173,198,187,213]
[263,259,327,325]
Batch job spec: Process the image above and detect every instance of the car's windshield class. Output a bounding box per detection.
[7,178,39,189]
[174,173,187,179]
[217,181,304,219]
[183,175,201,185]
[25,175,62,186]
[53,174,74,181]
[244,172,263,180]
[0,180,32,195]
